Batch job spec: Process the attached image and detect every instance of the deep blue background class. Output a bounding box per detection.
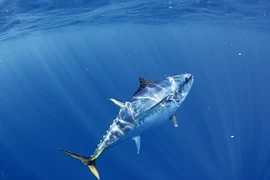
[0,1,270,180]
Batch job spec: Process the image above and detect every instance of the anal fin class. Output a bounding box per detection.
[133,136,141,154]
[170,114,178,127]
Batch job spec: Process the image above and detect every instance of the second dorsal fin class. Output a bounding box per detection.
[133,77,153,97]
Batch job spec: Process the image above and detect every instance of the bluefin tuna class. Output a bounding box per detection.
[59,74,194,179]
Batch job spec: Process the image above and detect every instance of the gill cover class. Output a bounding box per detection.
[58,148,100,180]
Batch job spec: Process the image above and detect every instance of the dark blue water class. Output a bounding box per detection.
[0,0,270,180]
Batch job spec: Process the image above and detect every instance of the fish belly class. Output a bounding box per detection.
[132,102,178,136]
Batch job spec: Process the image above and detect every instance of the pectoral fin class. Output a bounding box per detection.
[170,114,178,127]
[109,98,125,108]
[133,136,141,154]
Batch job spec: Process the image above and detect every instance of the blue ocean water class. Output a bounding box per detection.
[0,0,270,180]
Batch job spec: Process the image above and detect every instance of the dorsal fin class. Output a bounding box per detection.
[133,77,153,96]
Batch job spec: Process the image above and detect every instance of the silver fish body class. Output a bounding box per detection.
[59,74,194,180]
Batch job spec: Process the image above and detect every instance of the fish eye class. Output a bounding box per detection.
[185,77,189,83]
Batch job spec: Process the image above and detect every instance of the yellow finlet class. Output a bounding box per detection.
[91,149,103,161]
